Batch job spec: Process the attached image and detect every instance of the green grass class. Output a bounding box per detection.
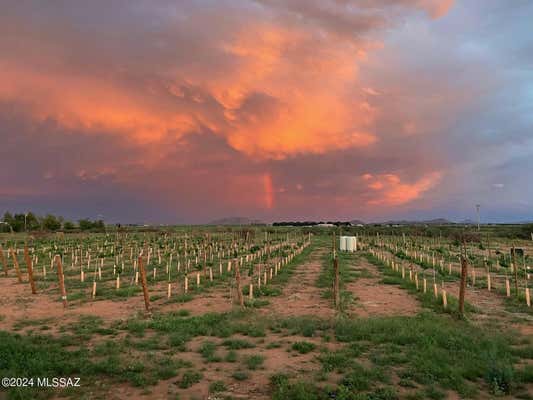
[178,370,202,389]
[222,338,256,349]
[244,354,265,370]
[198,341,222,362]
[209,380,227,393]
[232,370,249,381]
[291,341,316,354]
[334,313,518,396]
[225,350,238,363]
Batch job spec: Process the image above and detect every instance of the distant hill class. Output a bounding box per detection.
[349,219,366,225]
[380,218,454,225]
[208,217,265,225]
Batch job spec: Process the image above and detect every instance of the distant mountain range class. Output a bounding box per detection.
[208,217,265,225]
[377,218,454,225]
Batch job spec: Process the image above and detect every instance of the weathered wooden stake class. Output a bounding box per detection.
[525,287,531,307]
[9,248,23,283]
[512,246,519,298]
[92,281,97,298]
[249,283,253,300]
[54,255,68,308]
[235,260,244,308]
[505,278,511,297]
[138,256,151,313]
[24,246,37,294]
[333,257,340,309]
[458,249,468,316]
[442,290,447,308]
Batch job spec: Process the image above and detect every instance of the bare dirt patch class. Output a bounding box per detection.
[263,248,335,319]
[347,258,421,318]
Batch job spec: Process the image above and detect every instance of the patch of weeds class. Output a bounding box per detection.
[423,386,446,400]
[271,379,327,400]
[225,350,238,363]
[277,316,329,337]
[266,341,282,349]
[222,338,255,349]
[486,363,514,395]
[232,370,249,381]
[318,345,363,373]
[244,354,265,370]
[334,311,518,395]
[199,341,221,362]
[244,299,270,308]
[178,370,202,389]
[291,341,316,354]
[209,380,227,393]
[367,387,398,400]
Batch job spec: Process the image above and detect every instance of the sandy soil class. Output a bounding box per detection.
[264,248,335,320]
[346,258,421,318]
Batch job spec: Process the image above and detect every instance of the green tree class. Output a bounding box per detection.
[25,212,40,231]
[78,219,94,230]
[42,214,61,231]
[63,221,76,230]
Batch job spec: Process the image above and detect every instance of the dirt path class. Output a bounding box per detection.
[346,257,421,318]
[264,246,335,319]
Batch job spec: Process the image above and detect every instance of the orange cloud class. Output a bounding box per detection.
[364,172,442,206]
[421,0,455,19]
[0,63,206,144]
[0,0,451,164]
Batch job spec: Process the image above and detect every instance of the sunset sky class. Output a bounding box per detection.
[1,0,532,224]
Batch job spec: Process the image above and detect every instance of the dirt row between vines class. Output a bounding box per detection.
[345,256,421,318]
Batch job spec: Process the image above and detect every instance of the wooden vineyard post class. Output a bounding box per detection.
[512,246,519,298]
[54,255,68,308]
[442,289,447,308]
[138,256,151,313]
[235,259,244,309]
[0,246,7,276]
[505,277,511,297]
[9,248,23,283]
[24,245,37,294]
[459,246,468,316]
[249,283,253,300]
[526,287,531,307]
[333,257,340,310]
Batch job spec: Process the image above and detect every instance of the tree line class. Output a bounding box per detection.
[1,212,105,232]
